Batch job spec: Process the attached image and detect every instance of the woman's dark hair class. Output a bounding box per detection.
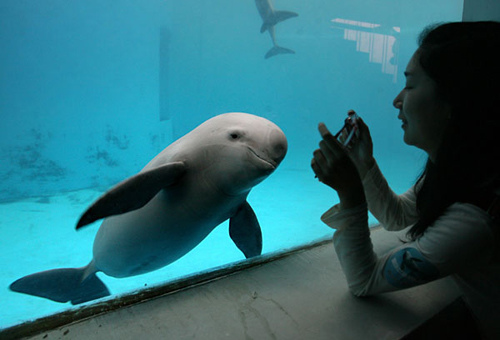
[408,21,500,239]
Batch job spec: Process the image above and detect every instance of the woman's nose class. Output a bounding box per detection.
[393,91,403,109]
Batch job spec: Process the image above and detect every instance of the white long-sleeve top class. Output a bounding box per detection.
[321,161,500,339]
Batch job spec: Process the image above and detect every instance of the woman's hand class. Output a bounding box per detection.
[311,123,366,209]
[346,117,375,179]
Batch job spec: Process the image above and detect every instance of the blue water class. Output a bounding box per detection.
[0,0,463,331]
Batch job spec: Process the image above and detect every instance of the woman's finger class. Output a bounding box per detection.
[318,122,334,141]
[318,123,345,156]
[312,148,328,173]
[311,150,328,181]
[319,140,335,163]
[311,157,322,179]
[356,117,371,141]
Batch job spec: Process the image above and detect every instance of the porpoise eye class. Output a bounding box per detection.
[229,132,240,140]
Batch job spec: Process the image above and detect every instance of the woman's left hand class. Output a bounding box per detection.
[311,123,366,209]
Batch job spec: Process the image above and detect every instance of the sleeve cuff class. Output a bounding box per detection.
[321,203,368,231]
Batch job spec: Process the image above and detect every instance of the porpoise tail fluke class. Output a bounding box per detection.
[255,0,298,59]
[9,263,110,305]
[260,10,298,33]
[265,46,295,59]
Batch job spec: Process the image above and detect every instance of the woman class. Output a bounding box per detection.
[311,21,500,338]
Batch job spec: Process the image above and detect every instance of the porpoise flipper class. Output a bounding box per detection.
[260,10,299,33]
[9,265,110,305]
[229,201,262,258]
[76,161,187,229]
[273,10,298,25]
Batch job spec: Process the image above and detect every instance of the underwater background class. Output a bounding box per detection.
[0,0,463,330]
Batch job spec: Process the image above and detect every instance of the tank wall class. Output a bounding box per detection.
[0,0,464,201]
[1,0,467,331]
[0,0,171,200]
[463,0,500,21]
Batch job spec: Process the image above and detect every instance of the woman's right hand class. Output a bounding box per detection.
[348,117,375,178]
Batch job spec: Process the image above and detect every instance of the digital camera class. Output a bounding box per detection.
[335,110,359,147]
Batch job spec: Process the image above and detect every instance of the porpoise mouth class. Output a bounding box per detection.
[248,147,277,169]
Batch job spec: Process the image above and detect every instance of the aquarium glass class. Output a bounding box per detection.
[0,0,463,330]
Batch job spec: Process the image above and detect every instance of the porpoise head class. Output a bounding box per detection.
[189,112,287,196]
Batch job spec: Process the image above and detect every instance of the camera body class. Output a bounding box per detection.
[335,110,359,147]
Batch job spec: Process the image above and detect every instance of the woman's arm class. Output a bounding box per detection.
[311,121,495,297]
[324,202,495,296]
[345,117,420,231]
[362,161,420,231]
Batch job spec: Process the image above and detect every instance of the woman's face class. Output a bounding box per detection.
[393,50,451,161]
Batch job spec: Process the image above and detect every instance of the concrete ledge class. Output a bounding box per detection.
[3,228,461,340]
